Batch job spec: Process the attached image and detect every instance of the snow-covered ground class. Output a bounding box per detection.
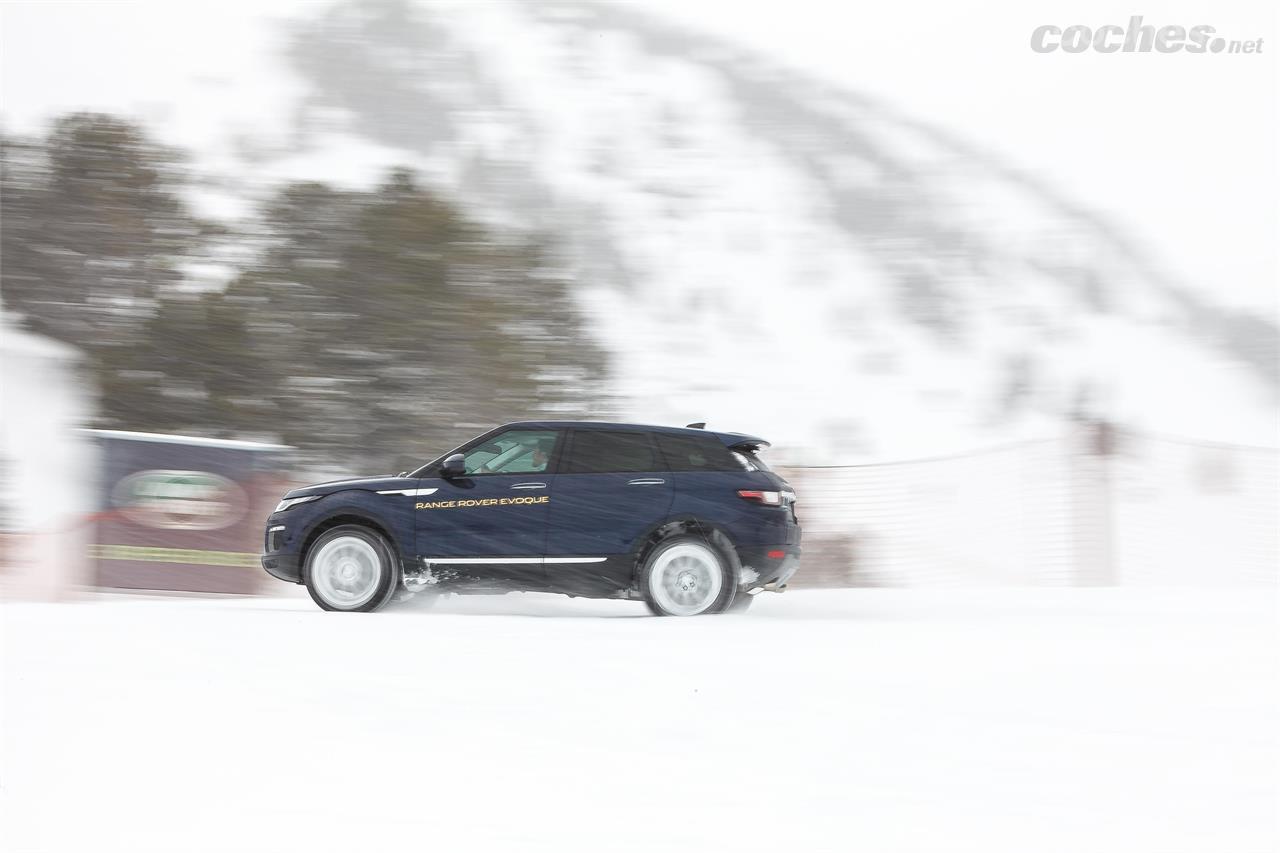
[2,589,1276,852]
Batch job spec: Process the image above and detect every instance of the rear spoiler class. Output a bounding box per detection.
[686,423,770,451]
[721,433,771,452]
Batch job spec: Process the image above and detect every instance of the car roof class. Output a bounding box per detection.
[499,421,770,449]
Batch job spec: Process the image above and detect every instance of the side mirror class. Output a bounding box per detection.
[440,453,466,478]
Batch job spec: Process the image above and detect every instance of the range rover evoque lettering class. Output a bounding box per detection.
[261,422,801,615]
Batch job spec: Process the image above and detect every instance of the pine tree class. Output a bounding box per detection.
[3,116,608,472]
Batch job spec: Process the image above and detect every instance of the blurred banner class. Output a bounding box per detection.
[89,431,289,594]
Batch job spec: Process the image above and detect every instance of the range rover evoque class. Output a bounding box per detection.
[261,421,801,615]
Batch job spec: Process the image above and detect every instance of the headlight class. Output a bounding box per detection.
[274,494,322,513]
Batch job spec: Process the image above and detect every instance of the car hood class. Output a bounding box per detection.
[283,475,416,499]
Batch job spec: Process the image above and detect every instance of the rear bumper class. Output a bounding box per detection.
[735,545,800,589]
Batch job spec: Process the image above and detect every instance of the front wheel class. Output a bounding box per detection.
[303,525,399,612]
[640,537,739,616]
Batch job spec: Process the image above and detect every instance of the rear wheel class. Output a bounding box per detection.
[640,537,738,616]
[303,525,399,612]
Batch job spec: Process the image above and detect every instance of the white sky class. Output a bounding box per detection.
[2,0,1276,315]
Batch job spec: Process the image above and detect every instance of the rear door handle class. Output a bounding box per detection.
[627,478,666,486]
[510,482,547,490]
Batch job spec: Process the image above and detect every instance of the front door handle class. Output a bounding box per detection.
[510,482,547,490]
[627,478,666,486]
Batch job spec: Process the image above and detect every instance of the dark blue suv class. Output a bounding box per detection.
[261,422,800,615]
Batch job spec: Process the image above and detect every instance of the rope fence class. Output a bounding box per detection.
[780,425,1279,588]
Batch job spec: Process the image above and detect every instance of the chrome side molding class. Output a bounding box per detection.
[417,556,607,565]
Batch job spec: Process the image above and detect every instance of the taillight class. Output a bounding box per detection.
[737,489,782,506]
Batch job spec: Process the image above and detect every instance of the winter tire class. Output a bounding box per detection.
[640,536,738,616]
[303,525,399,612]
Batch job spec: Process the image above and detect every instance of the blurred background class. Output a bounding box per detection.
[0,0,1276,595]
[2,5,1278,853]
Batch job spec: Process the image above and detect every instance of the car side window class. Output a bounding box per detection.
[654,433,740,472]
[462,430,559,475]
[564,430,659,474]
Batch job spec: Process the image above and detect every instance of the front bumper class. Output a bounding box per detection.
[261,513,304,583]
[261,553,302,583]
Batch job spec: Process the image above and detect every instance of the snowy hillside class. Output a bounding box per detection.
[261,0,1277,460]
[16,0,1269,461]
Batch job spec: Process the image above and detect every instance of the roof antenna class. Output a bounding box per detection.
[685,422,706,429]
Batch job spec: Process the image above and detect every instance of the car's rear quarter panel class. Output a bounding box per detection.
[668,470,799,548]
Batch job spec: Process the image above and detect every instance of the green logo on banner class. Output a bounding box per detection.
[113,470,246,531]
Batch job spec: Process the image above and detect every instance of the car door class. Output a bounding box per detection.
[414,428,561,589]
[544,428,675,591]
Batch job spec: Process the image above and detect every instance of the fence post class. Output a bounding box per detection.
[1071,420,1118,586]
